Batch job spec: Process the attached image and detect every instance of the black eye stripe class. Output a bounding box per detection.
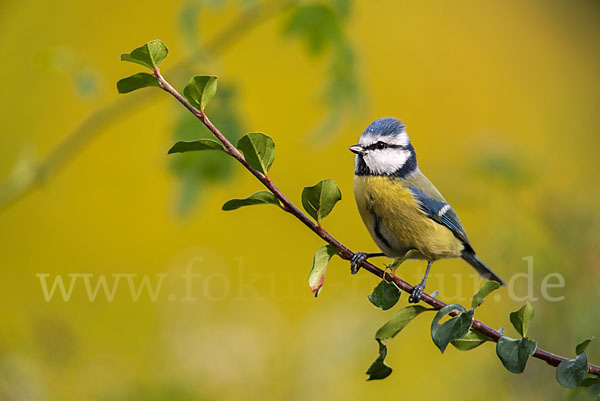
[364,142,405,151]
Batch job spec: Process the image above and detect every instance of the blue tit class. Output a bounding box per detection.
[349,117,504,303]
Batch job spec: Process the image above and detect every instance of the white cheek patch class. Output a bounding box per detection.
[363,149,410,175]
[359,132,409,147]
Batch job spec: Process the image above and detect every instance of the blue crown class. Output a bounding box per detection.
[363,117,406,137]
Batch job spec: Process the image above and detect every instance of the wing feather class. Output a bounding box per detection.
[408,186,472,251]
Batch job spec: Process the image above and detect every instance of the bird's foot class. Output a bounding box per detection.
[409,260,433,303]
[350,252,386,274]
[350,252,369,274]
[408,282,426,303]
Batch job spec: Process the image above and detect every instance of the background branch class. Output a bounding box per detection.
[155,69,600,378]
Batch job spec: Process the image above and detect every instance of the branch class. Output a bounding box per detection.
[0,0,294,212]
[154,70,600,378]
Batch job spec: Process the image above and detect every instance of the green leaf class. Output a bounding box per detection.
[222,191,280,211]
[576,337,594,355]
[496,336,537,374]
[509,302,534,337]
[368,281,400,311]
[301,179,342,222]
[587,383,600,400]
[430,304,474,353]
[120,39,168,70]
[116,72,160,94]
[580,376,600,387]
[308,245,337,296]
[366,340,392,381]
[451,330,490,351]
[375,305,430,340]
[183,75,218,111]
[586,383,600,401]
[471,281,501,309]
[557,352,589,389]
[237,133,275,175]
[168,139,224,154]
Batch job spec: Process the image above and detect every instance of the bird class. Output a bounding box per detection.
[349,117,504,303]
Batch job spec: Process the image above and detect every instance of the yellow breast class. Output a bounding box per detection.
[353,175,464,260]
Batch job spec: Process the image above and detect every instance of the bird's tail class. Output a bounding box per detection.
[461,251,505,286]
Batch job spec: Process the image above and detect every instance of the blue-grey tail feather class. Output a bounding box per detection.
[461,251,505,286]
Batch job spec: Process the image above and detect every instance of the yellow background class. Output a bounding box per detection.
[1,1,599,400]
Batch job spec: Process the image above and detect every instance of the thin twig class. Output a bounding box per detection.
[0,0,295,212]
[155,70,600,377]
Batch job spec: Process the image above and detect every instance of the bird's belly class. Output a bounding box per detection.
[353,176,463,260]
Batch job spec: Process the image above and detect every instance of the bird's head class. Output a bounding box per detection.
[350,117,417,177]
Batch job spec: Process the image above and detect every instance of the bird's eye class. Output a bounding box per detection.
[375,142,386,150]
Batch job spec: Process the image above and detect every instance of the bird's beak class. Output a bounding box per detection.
[349,144,365,155]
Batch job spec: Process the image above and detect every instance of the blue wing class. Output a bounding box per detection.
[408,187,473,251]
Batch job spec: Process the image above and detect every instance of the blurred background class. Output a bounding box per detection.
[1,0,599,400]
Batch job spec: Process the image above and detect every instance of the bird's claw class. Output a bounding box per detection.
[350,252,369,274]
[408,283,425,303]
